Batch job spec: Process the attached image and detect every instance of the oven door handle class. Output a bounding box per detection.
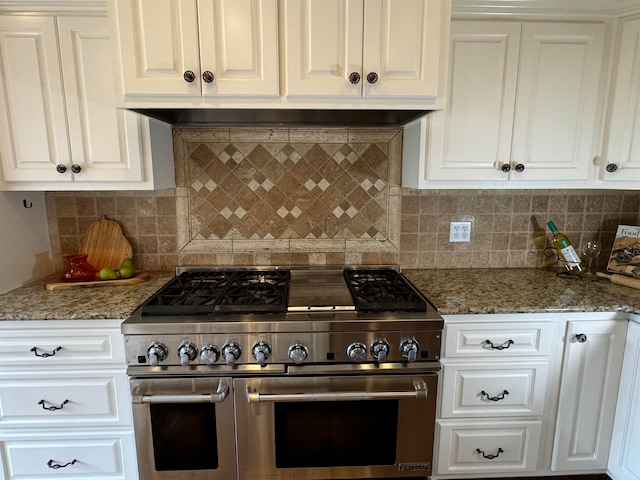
[134,378,230,404]
[246,378,428,403]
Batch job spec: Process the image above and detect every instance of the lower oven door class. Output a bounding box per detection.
[130,377,236,480]
[234,373,437,480]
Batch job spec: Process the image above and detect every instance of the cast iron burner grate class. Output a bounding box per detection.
[141,269,290,316]
[343,268,428,312]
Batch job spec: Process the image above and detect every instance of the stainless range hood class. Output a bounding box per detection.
[131,108,432,127]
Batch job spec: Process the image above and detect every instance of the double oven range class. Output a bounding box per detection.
[122,266,443,480]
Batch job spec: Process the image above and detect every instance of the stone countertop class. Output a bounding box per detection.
[1,268,639,321]
[0,272,174,320]
[404,268,640,316]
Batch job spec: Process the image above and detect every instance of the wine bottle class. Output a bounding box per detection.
[547,221,585,275]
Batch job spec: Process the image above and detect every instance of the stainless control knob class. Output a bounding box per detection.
[222,342,241,366]
[200,344,220,364]
[400,339,419,363]
[288,343,308,364]
[178,342,198,366]
[371,340,390,363]
[251,341,272,367]
[347,342,367,362]
[147,342,168,366]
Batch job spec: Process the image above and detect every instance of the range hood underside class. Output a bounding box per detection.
[131,108,431,127]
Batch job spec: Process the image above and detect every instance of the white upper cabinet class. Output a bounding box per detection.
[0,14,174,191]
[403,19,606,189]
[110,0,279,99]
[285,0,450,103]
[600,15,640,186]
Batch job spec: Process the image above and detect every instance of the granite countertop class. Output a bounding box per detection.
[0,272,174,320]
[0,269,639,321]
[404,268,640,315]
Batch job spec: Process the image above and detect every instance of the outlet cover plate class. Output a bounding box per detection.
[450,221,472,242]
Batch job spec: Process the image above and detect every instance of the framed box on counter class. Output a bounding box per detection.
[607,225,640,278]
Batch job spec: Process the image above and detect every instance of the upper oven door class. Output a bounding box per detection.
[234,374,438,480]
[130,377,236,480]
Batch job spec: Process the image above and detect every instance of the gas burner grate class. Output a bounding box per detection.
[343,268,428,312]
[141,269,290,316]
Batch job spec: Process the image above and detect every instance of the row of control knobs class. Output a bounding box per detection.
[146,339,421,366]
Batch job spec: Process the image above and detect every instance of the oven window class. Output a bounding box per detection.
[274,400,398,468]
[150,403,218,471]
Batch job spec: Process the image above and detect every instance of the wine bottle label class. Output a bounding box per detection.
[560,245,582,266]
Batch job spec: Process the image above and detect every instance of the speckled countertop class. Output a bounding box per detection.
[0,272,174,320]
[404,268,640,315]
[0,269,639,321]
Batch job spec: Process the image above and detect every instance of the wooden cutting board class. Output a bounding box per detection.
[79,215,132,270]
[46,272,150,291]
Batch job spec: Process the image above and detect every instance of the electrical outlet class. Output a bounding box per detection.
[450,221,472,242]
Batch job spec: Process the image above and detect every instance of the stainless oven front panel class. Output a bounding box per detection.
[130,377,236,480]
[234,374,437,480]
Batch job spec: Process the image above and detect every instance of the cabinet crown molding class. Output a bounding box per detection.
[0,0,105,13]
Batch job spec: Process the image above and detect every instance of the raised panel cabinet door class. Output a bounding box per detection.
[362,0,450,99]
[285,0,363,97]
[111,0,201,97]
[609,319,640,479]
[602,17,640,183]
[552,319,627,471]
[198,0,279,97]
[510,22,605,182]
[0,16,71,183]
[57,16,145,183]
[427,20,521,182]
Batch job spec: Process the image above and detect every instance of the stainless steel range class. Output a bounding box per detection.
[122,266,443,480]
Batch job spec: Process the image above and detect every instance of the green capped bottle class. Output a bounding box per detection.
[547,221,585,275]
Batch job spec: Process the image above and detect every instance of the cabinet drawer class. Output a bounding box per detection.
[0,328,125,367]
[0,372,131,427]
[440,361,549,418]
[0,431,137,480]
[444,321,554,357]
[437,419,541,475]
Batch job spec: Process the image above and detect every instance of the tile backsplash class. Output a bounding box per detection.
[45,127,640,272]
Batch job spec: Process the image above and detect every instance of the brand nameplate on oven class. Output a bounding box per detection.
[399,462,430,472]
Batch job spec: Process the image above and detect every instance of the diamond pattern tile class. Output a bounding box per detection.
[188,142,389,240]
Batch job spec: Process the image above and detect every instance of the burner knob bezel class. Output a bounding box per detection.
[347,342,367,362]
[200,344,220,364]
[222,342,242,366]
[178,342,198,366]
[147,342,168,366]
[251,341,272,367]
[288,343,309,364]
[400,339,420,363]
[371,339,390,363]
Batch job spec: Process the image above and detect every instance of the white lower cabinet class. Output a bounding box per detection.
[552,319,627,471]
[436,313,628,479]
[0,321,137,480]
[608,316,640,480]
